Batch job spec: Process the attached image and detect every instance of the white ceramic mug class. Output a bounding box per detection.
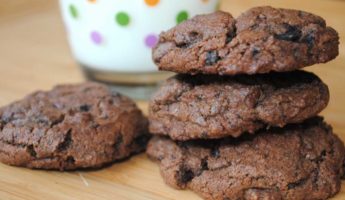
[60,0,219,72]
[59,0,219,99]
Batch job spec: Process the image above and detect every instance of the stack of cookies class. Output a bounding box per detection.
[147,6,345,200]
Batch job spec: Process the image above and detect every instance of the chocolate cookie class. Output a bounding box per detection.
[147,117,345,200]
[149,70,329,140]
[0,82,149,170]
[153,7,339,75]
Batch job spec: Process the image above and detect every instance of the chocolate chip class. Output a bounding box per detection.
[188,31,201,43]
[303,33,314,44]
[274,24,302,42]
[201,158,209,171]
[50,115,64,127]
[226,29,236,43]
[302,33,315,54]
[189,31,199,37]
[205,51,220,65]
[79,104,91,112]
[252,47,260,57]
[210,147,220,158]
[113,134,123,151]
[321,150,326,157]
[176,42,189,48]
[57,130,72,152]
[27,145,37,157]
[66,156,75,164]
[176,32,202,49]
[179,168,194,183]
[287,178,307,189]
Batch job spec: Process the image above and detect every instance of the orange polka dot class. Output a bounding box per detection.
[88,0,97,3]
[202,0,209,3]
[145,0,160,7]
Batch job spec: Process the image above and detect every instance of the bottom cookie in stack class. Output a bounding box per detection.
[147,117,345,200]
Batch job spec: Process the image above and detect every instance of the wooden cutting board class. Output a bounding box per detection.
[0,0,344,199]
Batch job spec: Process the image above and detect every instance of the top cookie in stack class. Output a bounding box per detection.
[149,6,339,140]
[153,6,338,75]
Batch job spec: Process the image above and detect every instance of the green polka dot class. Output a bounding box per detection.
[116,12,130,26]
[69,4,78,19]
[176,11,189,24]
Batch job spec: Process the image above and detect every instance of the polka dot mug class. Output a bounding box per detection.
[59,0,219,98]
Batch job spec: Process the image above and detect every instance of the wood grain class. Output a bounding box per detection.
[0,0,344,199]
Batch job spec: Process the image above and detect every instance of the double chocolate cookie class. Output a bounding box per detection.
[0,82,149,170]
[147,118,345,200]
[153,6,339,75]
[149,70,329,140]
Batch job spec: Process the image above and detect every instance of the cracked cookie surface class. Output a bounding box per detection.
[147,117,345,200]
[149,71,329,140]
[0,82,149,170]
[153,7,339,75]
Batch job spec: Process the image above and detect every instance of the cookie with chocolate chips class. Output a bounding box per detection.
[149,70,329,140]
[153,7,339,75]
[147,117,345,200]
[0,82,149,170]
